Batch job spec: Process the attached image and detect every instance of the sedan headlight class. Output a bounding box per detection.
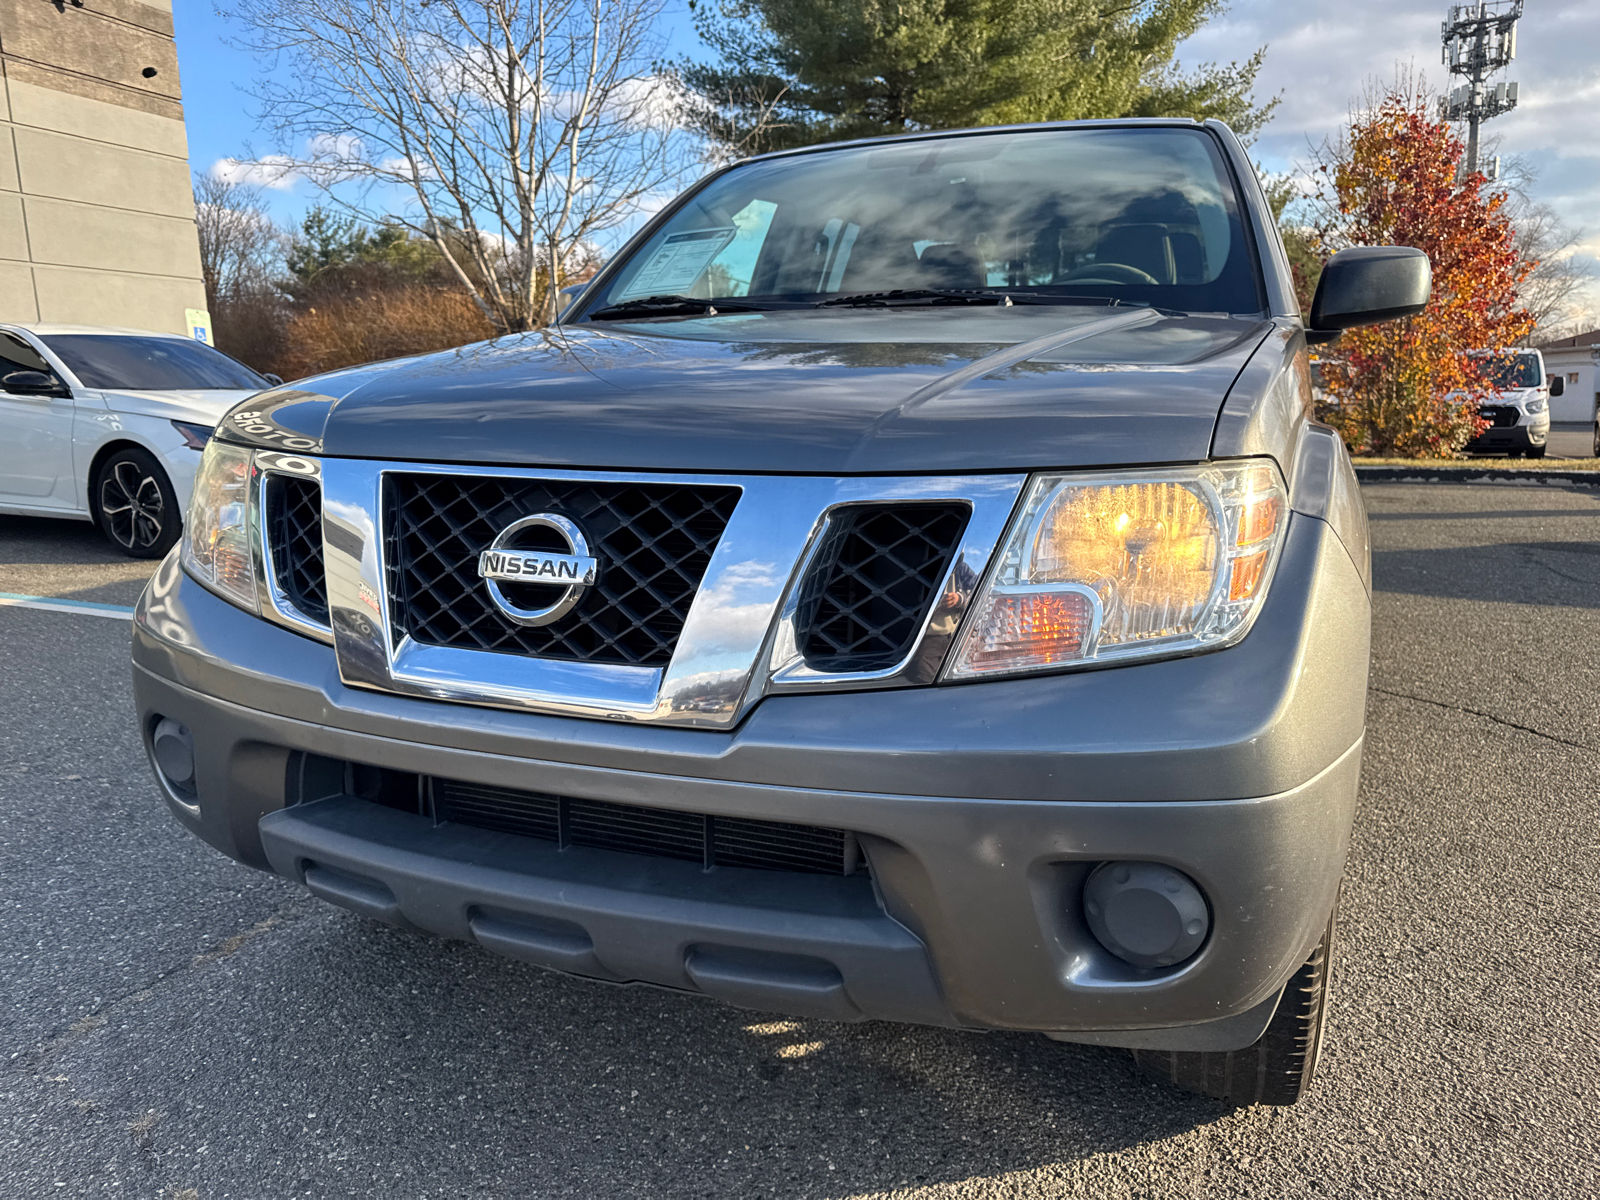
[181,440,258,613]
[947,460,1287,678]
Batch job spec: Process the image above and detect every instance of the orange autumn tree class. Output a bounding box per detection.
[1311,84,1533,457]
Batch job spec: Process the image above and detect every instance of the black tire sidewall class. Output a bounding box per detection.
[95,447,181,559]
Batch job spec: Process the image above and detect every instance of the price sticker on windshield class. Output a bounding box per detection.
[619,228,737,298]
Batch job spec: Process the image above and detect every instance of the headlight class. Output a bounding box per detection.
[181,440,258,613]
[946,460,1287,679]
[1525,397,1548,415]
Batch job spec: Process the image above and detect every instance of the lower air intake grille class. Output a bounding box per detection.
[432,778,860,876]
[385,474,740,667]
[797,503,970,672]
[264,474,328,624]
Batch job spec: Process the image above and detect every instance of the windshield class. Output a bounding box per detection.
[1487,352,1542,390]
[41,335,267,391]
[582,127,1262,316]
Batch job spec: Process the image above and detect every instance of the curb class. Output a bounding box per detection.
[1354,465,1600,487]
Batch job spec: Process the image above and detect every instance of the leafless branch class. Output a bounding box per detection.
[225,0,697,331]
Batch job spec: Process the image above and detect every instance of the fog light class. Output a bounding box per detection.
[152,718,195,787]
[1082,861,1209,968]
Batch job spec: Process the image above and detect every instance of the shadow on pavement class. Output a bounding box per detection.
[0,513,116,563]
[1373,542,1600,609]
[0,514,159,607]
[66,910,1237,1195]
[1367,508,1600,522]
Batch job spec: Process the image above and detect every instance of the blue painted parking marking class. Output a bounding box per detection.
[0,591,135,620]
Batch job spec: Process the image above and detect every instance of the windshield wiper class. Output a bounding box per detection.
[816,289,1132,309]
[586,295,767,321]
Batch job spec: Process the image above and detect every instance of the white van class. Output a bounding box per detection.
[1464,348,1551,458]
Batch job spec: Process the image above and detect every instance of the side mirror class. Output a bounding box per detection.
[3,369,68,397]
[1305,246,1431,345]
[1549,375,1565,398]
[557,282,588,315]
[264,373,284,387]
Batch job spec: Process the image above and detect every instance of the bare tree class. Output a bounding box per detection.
[193,173,293,372]
[227,0,697,330]
[1511,200,1592,340]
[1475,149,1594,342]
[193,173,283,313]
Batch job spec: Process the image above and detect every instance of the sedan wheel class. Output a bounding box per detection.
[96,448,181,559]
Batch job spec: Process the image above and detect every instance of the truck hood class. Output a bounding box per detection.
[226,308,1272,474]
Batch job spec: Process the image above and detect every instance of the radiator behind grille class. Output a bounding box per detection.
[797,503,970,673]
[431,778,859,876]
[264,474,329,624]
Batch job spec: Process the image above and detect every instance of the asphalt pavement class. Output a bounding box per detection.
[2,482,1597,1199]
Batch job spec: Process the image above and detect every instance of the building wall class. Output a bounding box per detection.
[1540,344,1599,434]
[0,0,204,335]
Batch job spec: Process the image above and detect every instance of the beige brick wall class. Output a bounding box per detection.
[0,0,204,335]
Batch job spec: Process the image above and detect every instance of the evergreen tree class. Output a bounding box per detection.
[681,0,1275,156]
[283,206,442,302]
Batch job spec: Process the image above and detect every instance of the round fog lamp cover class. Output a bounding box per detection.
[152,718,196,787]
[1082,861,1209,968]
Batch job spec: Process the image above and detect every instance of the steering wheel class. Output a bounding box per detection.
[1059,262,1161,286]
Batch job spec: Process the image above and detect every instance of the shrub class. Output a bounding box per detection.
[277,287,497,379]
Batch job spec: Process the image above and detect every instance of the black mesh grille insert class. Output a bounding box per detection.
[797,503,969,672]
[431,778,859,876]
[1478,405,1520,428]
[385,475,740,667]
[264,474,328,624]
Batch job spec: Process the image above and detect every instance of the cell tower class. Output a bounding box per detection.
[1440,1,1523,178]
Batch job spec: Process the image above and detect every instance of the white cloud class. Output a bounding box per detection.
[376,154,437,183]
[210,134,410,192]
[598,74,687,131]
[209,154,299,190]
[307,132,364,162]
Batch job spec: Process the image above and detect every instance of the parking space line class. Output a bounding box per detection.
[0,591,135,620]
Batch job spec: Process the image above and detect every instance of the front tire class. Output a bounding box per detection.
[95,447,180,559]
[1526,444,1547,459]
[1132,906,1336,1107]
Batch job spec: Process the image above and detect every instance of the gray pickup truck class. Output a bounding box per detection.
[133,119,1428,1106]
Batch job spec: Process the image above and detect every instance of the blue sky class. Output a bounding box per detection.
[174,1,704,232]
[176,1,1600,319]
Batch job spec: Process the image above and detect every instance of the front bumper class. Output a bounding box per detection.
[132,512,1369,1043]
[1467,412,1549,453]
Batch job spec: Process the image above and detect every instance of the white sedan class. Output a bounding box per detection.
[0,324,276,558]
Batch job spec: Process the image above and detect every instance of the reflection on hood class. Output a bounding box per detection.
[221,308,1275,475]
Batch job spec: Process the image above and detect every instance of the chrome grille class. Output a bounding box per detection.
[431,778,860,876]
[264,474,328,624]
[384,474,740,667]
[797,503,970,672]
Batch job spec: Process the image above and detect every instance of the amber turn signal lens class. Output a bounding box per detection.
[1237,492,1280,547]
[1229,550,1269,602]
[958,589,1095,673]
